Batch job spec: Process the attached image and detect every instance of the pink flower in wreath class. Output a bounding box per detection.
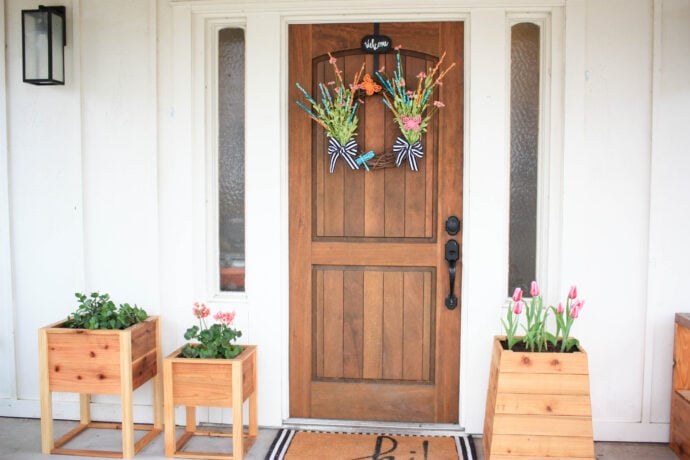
[329,55,337,64]
[433,101,445,108]
[213,311,236,325]
[401,115,422,131]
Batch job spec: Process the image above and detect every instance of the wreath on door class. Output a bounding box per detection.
[295,48,455,173]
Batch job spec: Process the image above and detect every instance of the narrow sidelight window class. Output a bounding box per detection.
[508,23,540,294]
[218,28,245,292]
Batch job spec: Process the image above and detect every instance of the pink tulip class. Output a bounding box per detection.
[570,306,579,319]
[512,287,523,302]
[557,302,564,314]
[530,281,540,297]
[513,301,524,315]
[569,285,577,299]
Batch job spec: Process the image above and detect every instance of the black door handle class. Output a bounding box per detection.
[444,239,459,310]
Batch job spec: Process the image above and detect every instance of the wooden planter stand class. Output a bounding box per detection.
[483,336,594,460]
[38,316,162,458]
[163,345,258,460]
[671,313,690,459]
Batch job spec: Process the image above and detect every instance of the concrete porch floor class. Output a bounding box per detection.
[0,417,679,459]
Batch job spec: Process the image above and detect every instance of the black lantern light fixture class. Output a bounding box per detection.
[22,5,66,85]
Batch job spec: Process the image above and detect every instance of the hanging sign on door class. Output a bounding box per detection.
[361,34,392,54]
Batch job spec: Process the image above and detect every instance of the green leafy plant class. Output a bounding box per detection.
[63,292,148,330]
[503,282,585,353]
[181,302,243,359]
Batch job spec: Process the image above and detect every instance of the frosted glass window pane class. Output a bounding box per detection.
[508,23,540,294]
[218,28,245,292]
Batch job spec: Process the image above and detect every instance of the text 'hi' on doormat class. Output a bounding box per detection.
[265,429,477,460]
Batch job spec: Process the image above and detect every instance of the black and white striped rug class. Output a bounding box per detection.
[265,428,477,460]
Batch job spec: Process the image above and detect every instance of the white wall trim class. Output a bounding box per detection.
[0,0,17,400]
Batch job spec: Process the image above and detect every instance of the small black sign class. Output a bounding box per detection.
[361,34,392,54]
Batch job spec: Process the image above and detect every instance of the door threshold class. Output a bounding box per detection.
[283,418,465,436]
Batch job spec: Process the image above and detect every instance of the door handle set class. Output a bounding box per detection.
[444,239,459,310]
[444,215,461,310]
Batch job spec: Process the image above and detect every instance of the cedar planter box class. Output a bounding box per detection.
[483,335,594,460]
[163,345,258,460]
[38,316,162,458]
[671,313,690,459]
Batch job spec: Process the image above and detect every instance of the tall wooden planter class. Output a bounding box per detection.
[164,345,258,460]
[38,316,162,458]
[671,313,690,459]
[483,336,594,460]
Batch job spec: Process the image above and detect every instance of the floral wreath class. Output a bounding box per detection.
[295,48,455,172]
[375,48,456,171]
[295,53,365,173]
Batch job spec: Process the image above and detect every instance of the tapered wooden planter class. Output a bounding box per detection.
[38,316,162,458]
[163,345,258,460]
[671,313,690,459]
[483,336,594,460]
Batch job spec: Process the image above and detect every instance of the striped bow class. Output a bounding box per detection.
[393,137,424,171]
[327,138,360,173]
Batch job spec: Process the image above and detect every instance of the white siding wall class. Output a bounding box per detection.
[0,0,688,441]
[565,0,656,439]
[648,0,690,426]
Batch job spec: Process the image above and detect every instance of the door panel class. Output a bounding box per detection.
[313,267,434,383]
[289,22,464,423]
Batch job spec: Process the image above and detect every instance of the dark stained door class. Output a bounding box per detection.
[289,21,464,423]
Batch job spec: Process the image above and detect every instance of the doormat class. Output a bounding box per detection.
[265,429,476,460]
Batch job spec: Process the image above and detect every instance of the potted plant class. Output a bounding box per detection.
[483,283,595,460]
[163,302,257,460]
[38,292,162,458]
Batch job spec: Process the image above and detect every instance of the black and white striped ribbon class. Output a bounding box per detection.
[327,137,360,173]
[393,136,424,171]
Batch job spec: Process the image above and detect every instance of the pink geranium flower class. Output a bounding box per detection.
[193,302,210,319]
[213,311,236,325]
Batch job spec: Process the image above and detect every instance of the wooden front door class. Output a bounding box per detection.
[289,22,464,423]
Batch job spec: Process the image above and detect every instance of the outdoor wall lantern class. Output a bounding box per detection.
[22,5,66,85]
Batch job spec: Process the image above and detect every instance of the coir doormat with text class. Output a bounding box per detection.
[265,429,476,460]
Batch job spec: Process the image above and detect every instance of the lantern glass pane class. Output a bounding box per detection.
[218,28,245,292]
[23,11,49,80]
[51,12,64,83]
